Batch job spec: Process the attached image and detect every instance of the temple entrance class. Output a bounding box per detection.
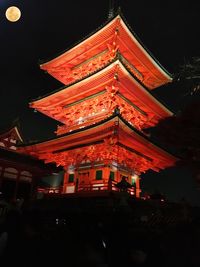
[78,171,90,191]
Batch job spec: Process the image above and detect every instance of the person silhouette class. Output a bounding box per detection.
[115,176,132,192]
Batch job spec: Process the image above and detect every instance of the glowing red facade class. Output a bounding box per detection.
[0,123,57,200]
[19,14,177,197]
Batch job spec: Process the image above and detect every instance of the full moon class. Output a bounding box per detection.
[5,6,21,22]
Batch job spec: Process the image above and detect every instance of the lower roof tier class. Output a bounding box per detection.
[31,59,173,133]
[18,114,177,175]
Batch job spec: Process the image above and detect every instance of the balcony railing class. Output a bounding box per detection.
[37,180,135,196]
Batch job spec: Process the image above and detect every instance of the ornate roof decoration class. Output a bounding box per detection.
[18,114,177,174]
[40,14,172,90]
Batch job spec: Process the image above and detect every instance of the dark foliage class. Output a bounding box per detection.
[153,100,200,186]
[175,57,200,95]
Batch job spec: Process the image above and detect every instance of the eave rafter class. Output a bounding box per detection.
[55,84,153,135]
[31,60,171,136]
[19,115,177,175]
[38,137,164,174]
[44,27,120,86]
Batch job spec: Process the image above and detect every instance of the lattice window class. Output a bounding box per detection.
[20,171,32,182]
[109,171,115,181]
[68,174,74,183]
[96,170,103,180]
[4,167,18,179]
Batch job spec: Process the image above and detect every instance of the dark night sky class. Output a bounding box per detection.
[0,0,200,204]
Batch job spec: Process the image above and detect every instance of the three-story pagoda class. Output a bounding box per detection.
[19,11,177,197]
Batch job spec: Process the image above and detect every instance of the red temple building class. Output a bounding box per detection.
[19,12,177,198]
[0,121,59,200]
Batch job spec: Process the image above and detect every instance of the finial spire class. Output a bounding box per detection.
[108,0,115,19]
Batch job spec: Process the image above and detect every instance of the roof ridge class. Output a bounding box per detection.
[0,118,23,141]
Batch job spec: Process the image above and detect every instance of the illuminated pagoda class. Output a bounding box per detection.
[19,12,177,197]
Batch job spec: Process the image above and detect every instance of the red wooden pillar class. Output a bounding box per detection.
[135,176,141,198]
[13,170,21,201]
[103,166,110,190]
[103,166,110,181]
[89,168,95,184]
[30,174,38,200]
[116,170,121,183]
[74,169,78,192]
[62,167,68,193]
[0,166,5,191]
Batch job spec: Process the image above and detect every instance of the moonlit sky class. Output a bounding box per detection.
[0,0,200,204]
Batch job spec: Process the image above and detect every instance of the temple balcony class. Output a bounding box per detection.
[36,178,137,199]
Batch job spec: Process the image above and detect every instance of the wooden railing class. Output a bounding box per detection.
[77,180,135,195]
[37,181,135,196]
[37,187,62,194]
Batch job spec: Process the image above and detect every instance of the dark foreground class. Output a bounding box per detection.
[0,193,200,266]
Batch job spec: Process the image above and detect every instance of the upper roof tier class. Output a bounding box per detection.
[40,14,172,90]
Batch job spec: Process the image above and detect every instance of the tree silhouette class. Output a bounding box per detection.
[175,57,200,95]
[152,58,200,187]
